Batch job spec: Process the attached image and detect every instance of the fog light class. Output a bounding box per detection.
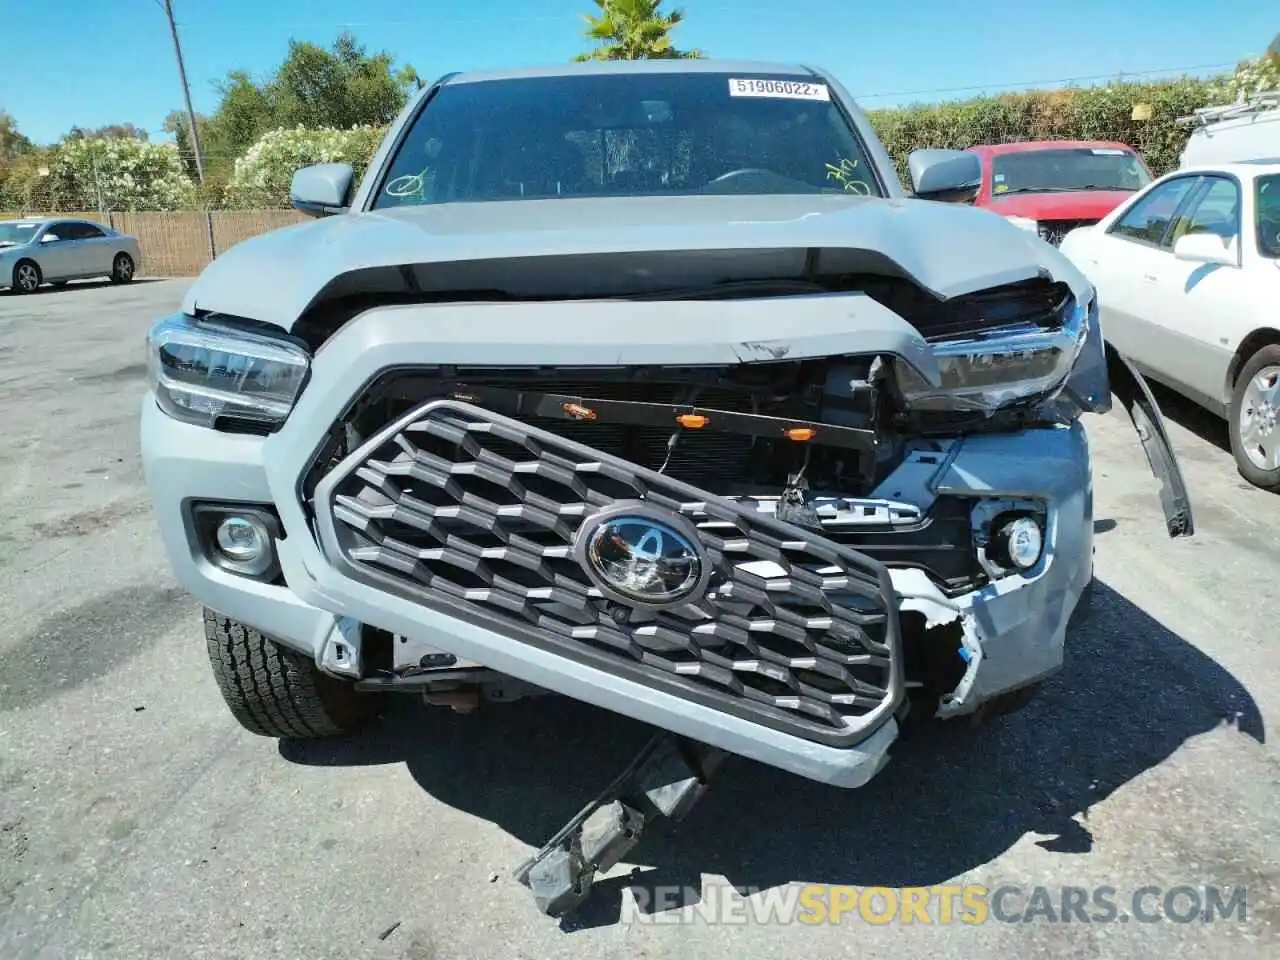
[193,505,280,579]
[995,516,1044,571]
[216,516,269,563]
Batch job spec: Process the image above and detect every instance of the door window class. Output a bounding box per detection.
[1256,173,1280,259]
[1108,177,1200,247]
[1168,177,1241,246]
[59,222,106,240]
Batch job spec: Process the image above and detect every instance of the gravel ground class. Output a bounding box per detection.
[0,279,1277,959]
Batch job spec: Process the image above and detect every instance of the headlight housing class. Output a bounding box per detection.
[896,293,1093,412]
[146,313,310,431]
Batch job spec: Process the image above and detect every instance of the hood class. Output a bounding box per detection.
[184,193,1090,331]
[985,190,1138,222]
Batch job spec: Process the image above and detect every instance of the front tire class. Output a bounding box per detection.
[110,252,135,284]
[11,259,41,294]
[1228,344,1280,492]
[204,610,374,738]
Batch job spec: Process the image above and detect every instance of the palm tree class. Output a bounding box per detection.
[575,0,704,62]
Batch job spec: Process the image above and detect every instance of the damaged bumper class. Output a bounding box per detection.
[142,384,1093,788]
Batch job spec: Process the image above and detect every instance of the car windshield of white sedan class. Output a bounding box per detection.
[1258,174,1280,258]
[0,222,41,247]
[371,73,883,207]
[992,148,1152,195]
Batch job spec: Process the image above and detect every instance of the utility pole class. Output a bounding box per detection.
[161,0,206,186]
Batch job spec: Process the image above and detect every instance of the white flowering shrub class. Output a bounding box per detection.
[46,137,197,211]
[1225,54,1280,100]
[226,126,387,208]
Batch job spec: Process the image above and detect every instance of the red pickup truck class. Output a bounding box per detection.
[967,140,1154,245]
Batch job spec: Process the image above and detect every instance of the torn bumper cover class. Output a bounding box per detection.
[141,283,1188,790]
[320,401,1093,784]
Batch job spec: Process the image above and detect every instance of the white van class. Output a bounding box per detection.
[1177,91,1280,167]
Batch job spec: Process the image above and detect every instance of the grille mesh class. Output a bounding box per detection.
[316,399,902,745]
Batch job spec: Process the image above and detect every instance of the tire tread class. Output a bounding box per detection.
[203,609,370,738]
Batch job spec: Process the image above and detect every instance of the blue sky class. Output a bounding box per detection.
[2,0,1274,146]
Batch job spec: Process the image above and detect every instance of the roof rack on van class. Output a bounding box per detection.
[1177,90,1280,127]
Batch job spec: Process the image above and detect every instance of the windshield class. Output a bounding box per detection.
[0,222,42,246]
[1258,173,1280,259]
[371,72,883,208]
[991,147,1152,195]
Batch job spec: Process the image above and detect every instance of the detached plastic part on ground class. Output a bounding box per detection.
[513,734,726,917]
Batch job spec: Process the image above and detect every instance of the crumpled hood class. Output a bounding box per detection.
[184,193,1091,331]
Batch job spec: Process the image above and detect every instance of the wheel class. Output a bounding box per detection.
[110,252,135,284]
[11,259,41,294]
[1228,344,1280,492]
[204,609,375,738]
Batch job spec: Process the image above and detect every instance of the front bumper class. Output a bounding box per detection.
[142,375,1093,791]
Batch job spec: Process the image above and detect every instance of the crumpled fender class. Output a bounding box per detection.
[1041,295,1193,540]
[1104,345,1195,538]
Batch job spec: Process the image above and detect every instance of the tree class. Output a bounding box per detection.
[575,0,703,61]
[270,33,416,129]
[178,32,421,187]
[66,123,150,142]
[1,110,34,162]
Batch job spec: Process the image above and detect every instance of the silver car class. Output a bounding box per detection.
[0,217,141,293]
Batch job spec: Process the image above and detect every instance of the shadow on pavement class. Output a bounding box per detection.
[1144,379,1231,454]
[279,580,1264,930]
[0,278,165,297]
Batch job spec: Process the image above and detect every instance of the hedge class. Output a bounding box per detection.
[866,75,1236,184]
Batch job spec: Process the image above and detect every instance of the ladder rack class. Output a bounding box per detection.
[1177,90,1280,127]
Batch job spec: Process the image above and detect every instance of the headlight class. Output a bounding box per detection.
[146,313,310,431]
[1005,215,1039,232]
[896,295,1092,412]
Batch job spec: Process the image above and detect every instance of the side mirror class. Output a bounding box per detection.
[907,149,983,203]
[1173,232,1238,267]
[289,163,355,218]
[40,233,59,243]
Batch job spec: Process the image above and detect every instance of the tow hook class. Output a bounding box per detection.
[512,733,725,917]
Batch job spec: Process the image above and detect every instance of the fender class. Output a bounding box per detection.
[1105,344,1195,538]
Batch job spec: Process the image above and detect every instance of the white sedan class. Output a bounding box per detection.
[1060,159,1280,491]
[0,217,141,294]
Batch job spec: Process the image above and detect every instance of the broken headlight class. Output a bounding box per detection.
[146,312,311,431]
[896,294,1093,412]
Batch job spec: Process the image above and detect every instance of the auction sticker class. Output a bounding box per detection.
[729,78,830,101]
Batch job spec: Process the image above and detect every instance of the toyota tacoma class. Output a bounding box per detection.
[141,59,1193,913]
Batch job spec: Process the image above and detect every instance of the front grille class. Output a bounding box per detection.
[1037,219,1098,247]
[314,399,902,746]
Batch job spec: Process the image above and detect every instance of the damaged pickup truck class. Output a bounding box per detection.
[141,59,1193,915]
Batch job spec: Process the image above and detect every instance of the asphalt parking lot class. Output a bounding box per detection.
[1,279,1277,959]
